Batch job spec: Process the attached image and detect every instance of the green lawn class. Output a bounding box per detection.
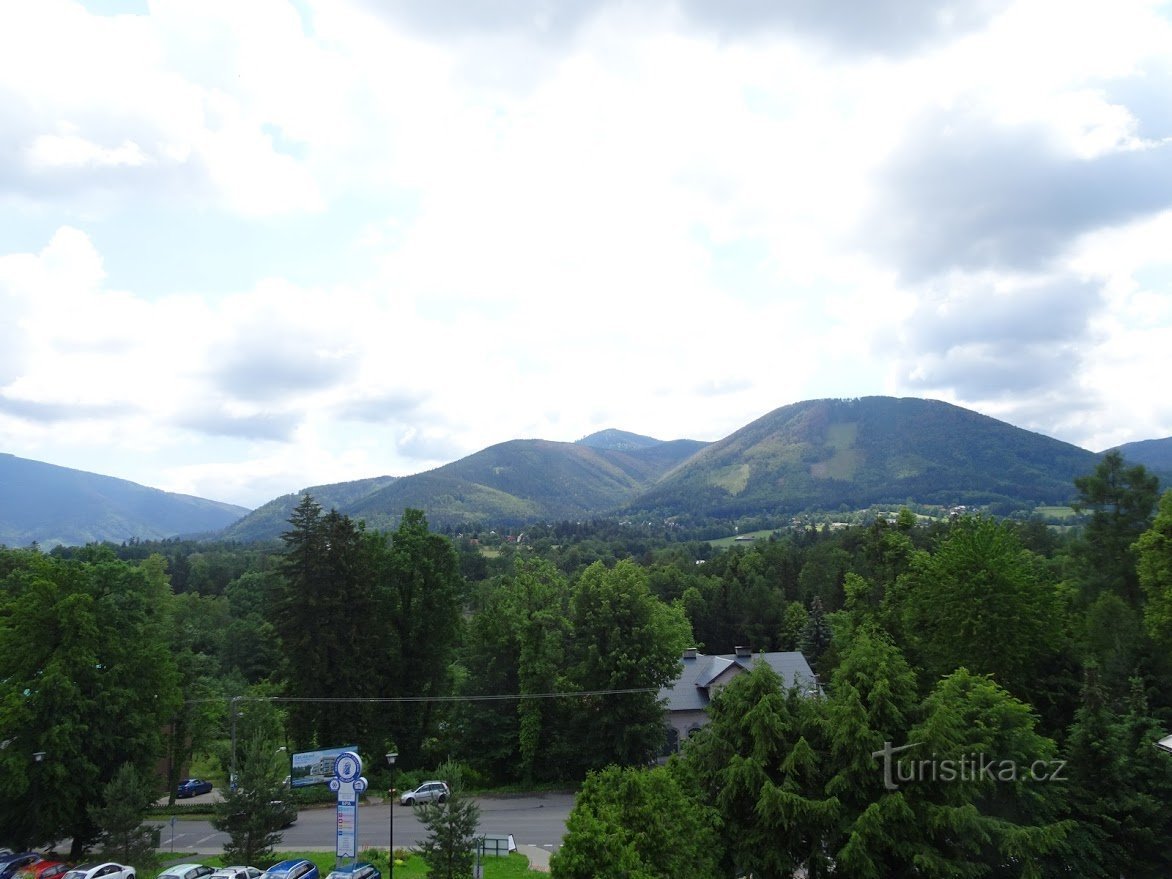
[189,850,542,877]
[1035,505,1078,519]
[707,529,778,548]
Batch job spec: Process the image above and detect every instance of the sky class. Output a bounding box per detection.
[2,0,1171,510]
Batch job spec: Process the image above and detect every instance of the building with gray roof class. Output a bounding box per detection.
[659,646,818,752]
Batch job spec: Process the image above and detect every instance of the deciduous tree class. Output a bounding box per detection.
[551,762,721,879]
[563,560,691,773]
[897,516,1058,703]
[0,548,180,855]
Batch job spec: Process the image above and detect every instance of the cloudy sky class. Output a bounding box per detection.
[2,0,1171,509]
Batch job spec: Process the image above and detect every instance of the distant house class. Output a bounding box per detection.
[659,646,818,752]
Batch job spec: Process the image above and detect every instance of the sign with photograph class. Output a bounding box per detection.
[290,744,360,788]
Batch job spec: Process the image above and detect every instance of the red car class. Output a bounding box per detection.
[17,863,70,879]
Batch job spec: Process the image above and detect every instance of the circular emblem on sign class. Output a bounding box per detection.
[333,751,362,783]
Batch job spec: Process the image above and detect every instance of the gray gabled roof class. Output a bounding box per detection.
[659,650,818,712]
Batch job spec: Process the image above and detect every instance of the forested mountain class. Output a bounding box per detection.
[0,452,248,548]
[218,474,398,543]
[1111,436,1172,482]
[627,397,1101,520]
[576,428,665,450]
[340,437,707,529]
[4,397,1158,547]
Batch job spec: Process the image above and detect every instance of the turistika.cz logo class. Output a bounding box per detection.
[871,741,1068,791]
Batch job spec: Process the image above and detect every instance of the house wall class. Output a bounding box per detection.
[665,708,709,750]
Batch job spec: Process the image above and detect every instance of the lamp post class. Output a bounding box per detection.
[32,751,46,850]
[229,696,242,792]
[385,752,398,877]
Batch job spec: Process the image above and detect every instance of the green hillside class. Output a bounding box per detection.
[218,474,398,543]
[6,397,1140,547]
[576,428,664,450]
[347,438,706,528]
[0,452,249,548]
[1111,436,1172,485]
[220,436,709,539]
[626,397,1100,520]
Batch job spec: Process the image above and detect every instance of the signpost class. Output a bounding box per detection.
[329,751,368,865]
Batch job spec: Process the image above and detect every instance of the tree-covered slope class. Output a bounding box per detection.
[346,438,705,529]
[219,436,710,539]
[626,397,1100,519]
[218,474,398,543]
[576,429,664,450]
[0,452,249,547]
[1110,437,1172,485]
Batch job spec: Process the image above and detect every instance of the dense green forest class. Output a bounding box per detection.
[3,451,1172,875]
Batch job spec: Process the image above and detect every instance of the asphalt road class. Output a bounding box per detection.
[153,792,575,857]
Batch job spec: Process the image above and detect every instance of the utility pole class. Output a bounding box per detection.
[229,696,240,792]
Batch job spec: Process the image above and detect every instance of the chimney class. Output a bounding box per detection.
[682,647,698,660]
[734,645,752,658]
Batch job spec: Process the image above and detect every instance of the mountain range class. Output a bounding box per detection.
[5,397,1172,548]
[0,452,249,548]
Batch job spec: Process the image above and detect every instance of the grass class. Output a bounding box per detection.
[1036,505,1078,519]
[707,463,751,495]
[707,528,778,548]
[161,850,542,878]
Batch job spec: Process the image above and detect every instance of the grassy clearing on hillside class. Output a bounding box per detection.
[1036,505,1078,519]
[708,463,751,495]
[707,529,779,548]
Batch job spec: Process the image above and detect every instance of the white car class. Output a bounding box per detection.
[62,864,135,879]
[209,869,262,879]
[157,867,213,879]
[399,780,449,806]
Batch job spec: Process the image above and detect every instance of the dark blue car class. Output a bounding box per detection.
[259,862,317,879]
[175,778,214,798]
[0,855,42,879]
[324,864,380,879]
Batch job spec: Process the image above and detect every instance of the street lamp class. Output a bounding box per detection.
[229,696,242,792]
[32,751,46,850]
[385,752,398,878]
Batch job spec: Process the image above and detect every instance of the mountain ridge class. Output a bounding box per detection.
[8,397,1170,547]
[626,397,1100,519]
[0,452,249,548]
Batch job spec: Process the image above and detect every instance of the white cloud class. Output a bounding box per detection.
[0,0,1169,508]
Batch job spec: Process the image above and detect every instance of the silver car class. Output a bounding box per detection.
[399,780,449,806]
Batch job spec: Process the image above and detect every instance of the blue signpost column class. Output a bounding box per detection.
[329,751,368,866]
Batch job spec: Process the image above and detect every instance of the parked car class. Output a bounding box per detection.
[399,780,449,806]
[61,864,134,879]
[208,868,261,879]
[156,866,213,879]
[175,778,214,798]
[0,855,42,879]
[324,863,380,879]
[16,862,70,879]
[258,861,317,879]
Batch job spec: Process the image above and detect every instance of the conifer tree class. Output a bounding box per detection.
[415,761,480,879]
[87,763,157,863]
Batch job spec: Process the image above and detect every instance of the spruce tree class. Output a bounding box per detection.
[414,763,480,879]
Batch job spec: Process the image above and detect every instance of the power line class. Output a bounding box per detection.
[187,687,657,706]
